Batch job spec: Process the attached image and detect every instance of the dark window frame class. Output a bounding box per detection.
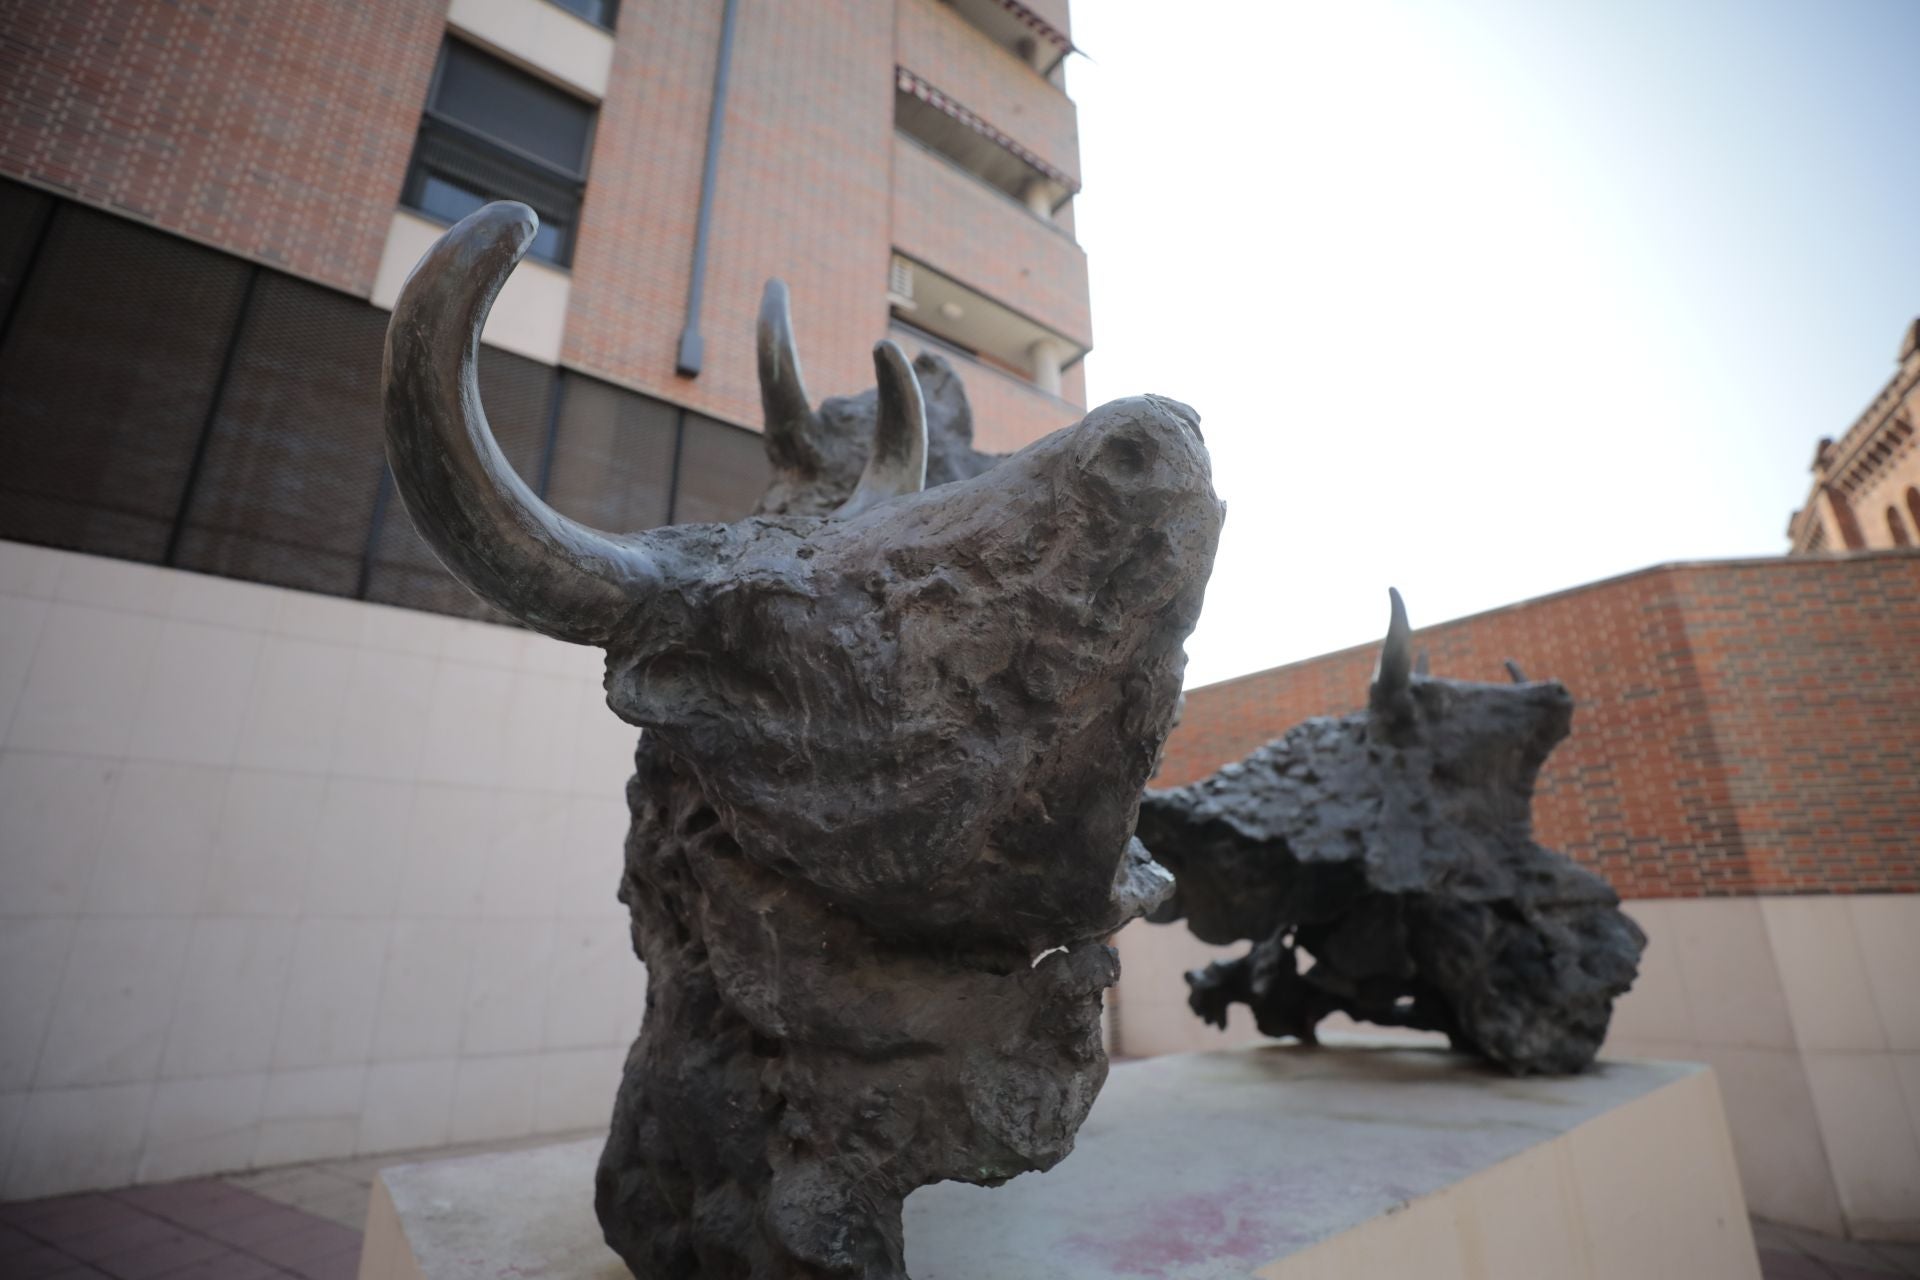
[400,38,599,268]
[541,0,619,32]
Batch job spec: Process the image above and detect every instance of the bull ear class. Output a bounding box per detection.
[758,279,822,471]
[1504,659,1528,684]
[835,342,927,517]
[383,202,673,646]
[1369,587,1414,718]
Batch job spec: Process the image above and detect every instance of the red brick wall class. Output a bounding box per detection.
[1158,551,1920,898]
[563,0,897,434]
[0,0,441,295]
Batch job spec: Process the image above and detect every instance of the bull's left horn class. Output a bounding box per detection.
[757,278,821,473]
[836,342,927,517]
[383,202,669,645]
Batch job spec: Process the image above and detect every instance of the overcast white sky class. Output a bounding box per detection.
[1067,0,1920,688]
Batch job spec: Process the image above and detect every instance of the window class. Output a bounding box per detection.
[1907,486,1920,540]
[1889,506,1912,547]
[402,40,597,266]
[546,0,618,29]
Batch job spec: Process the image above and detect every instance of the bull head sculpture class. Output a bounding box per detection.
[1137,589,1645,1075]
[384,203,1221,1278]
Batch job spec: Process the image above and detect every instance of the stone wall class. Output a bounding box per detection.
[0,542,644,1200]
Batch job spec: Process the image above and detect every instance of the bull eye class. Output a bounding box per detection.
[1100,434,1150,477]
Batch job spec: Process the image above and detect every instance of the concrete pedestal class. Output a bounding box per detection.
[359,1044,1760,1279]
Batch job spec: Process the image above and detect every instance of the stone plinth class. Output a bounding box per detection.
[359,1044,1760,1280]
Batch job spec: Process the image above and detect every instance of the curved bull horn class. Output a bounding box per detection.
[836,342,927,517]
[1504,659,1528,684]
[383,202,665,646]
[758,278,820,471]
[1369,587,1413,716]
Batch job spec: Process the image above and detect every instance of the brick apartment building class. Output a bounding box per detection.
[0,0,1093,1200]
[0,0,1093,617]
[1115,552,1920,1237]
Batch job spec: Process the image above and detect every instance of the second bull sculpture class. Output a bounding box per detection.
[1138,590,1645,1075]
[384,203,1221,1278]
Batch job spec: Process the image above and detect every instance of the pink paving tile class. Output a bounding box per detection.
[94,1229,229,1280]
[203,1203,329,1250]
[1762,1251,1837,1280]
[1,1194,126,1239]
[108,1182,278,1232]
[53,1213,190,1264]
[6,1241,93,1279]
[141,1252,287,1280]
[1,1222,48,1256]
[244,1219,360,1270]
[288,1248,362,1280]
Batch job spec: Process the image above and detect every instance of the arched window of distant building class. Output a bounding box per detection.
[1890,506,1913,546]
[1908,487,1920,540]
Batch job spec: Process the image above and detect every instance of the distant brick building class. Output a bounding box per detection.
[1788,318,1920,554]
[1121,548,1920,1239]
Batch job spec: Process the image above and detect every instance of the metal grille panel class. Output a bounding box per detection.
[672,415,769,525]
[544,376,678,534]
[0,204,250,562]
[0,180,777,628]
[171,273,389,594]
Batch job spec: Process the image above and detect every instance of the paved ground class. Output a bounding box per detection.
[1754,1221,1920,1280]
[3,1140,1916,1279]
[0,1132,590,1280]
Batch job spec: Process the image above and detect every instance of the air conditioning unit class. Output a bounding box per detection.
[887,257,916,310]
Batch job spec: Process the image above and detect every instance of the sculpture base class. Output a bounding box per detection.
[359,1042,1759,1279]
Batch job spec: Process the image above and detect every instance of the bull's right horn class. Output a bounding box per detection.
[383,202,671,646]
[836,342,927,517]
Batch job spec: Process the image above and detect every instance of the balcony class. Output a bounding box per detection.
[886,251,1085,408]
[896,0,1079,184]
[938,0,1075,77]
[890,135,1089,347]
[896,70,1073,219]
[887,320,1084,455]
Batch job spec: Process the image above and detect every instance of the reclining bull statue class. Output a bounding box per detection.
[384,203,1220,1278]
[1136,590,1645,1075]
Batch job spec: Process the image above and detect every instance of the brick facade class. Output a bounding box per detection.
[1157,551,1920,898]
[562,0,897,431]
[1,0,1090,447]
[0,0,442,295]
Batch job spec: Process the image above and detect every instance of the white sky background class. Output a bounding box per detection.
[1067,0,1920,689]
